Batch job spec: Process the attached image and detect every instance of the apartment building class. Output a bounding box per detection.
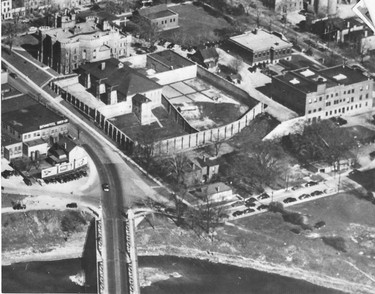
[271,65,374,122]
[38,10,132,74]
[1,0,12,20]
[227,29,293,65]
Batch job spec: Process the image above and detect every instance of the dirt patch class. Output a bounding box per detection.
[2,209,93,262]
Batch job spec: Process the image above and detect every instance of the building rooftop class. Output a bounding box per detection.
[2,133,21,147]
[318,65,369,85]
[229,29,292,52]
[146,9,176,19]
[138,4,177,19]
[2,95,67,134]
[148,50,194,72]
[79,58,161,98]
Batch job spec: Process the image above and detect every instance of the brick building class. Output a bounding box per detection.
[2,94,69,161]
[270,65,374,122]
[138,4,179,31]
[227,29,293,66]
[38,10,132,74]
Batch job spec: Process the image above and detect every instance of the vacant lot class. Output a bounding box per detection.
[163,4,230,44]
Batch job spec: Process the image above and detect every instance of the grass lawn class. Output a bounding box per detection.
[162,4,230,44]
[234,192,375,287]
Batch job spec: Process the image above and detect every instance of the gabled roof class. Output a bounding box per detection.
[199,48,219,61]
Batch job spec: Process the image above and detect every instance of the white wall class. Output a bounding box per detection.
[148,64,197,85]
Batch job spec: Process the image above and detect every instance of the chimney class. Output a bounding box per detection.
[100,62,106,70]
[64,142,67,150]
[216,186,220,192]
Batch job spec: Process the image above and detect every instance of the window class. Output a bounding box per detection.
[319,96,322,101]
[318,108,322,111]
[360,86,363,91]
[308,110,311,114]
[330,110,332,115]
[351,97,354,102]
[326,95,329,99]
[366,93,369,98]
[326,102,331,106]
[344,91,346,94]
[308,99,312,104]
[326,112,328,116]
[366,85,369,90]
[331,94,333,98]
[314,97,317,102]
[359,95,362,100]
[313,109,316,113]
[335,93,338,96]
[334,109,337,114]
[352,89,355,93]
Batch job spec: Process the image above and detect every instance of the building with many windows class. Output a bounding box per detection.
[227,29,293,66]
[138,4,179,31]
[38,10,132,74]
[1,0,12,20]
[2,94,69,161]
[269,65,374,122]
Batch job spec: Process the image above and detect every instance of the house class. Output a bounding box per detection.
[77,58,163,122]
[138,4,179,31]
[268,64,374,122]
[41,135,88,178]
[38,10,132,74]
[184,156,221,186]
[1,94,69,161]
[190,182,234,204]
[191,48,219,69]
[309,152,356,174]
[226,29,293,65]
[261,0,304,14]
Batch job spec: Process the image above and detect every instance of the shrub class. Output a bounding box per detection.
[322,236,347,252]
[268,201,284,213]
[282,212,305,226]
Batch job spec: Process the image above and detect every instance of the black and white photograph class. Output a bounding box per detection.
[1,0,375,294]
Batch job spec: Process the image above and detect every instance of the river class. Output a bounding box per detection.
[2,256,346,294]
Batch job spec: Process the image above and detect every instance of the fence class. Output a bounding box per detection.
[49,80,136,154]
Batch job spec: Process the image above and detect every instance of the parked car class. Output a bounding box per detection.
[298,194,310,200]
[311,190,323,196]
[245,201,256,207]
[102,183,110,192]
[349,169,360,176]
[245,197,257,204]
[167,43,175,49]
[232,211,243,217]
[330,116,347,126]
[13,202,26,210]
[314,221,326,229]
[305,181,318,187]
[291,185,301,191]
[257,192,270,200]
[257,204,269,211]
[244,208,255,214]
[23,178,32,186]
[283,197,297,204]
[66,202,78,208]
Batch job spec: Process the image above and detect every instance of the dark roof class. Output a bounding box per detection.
[138,4,176,19]
[318,65,368,85]
[132,93,150,104]
[2,133,21,147]
[148,50,194,69]
[199,48,219,61]
[196,157,221,167]
[146,9,176,19]
[2,95,67,134]
[79,58,161,97]
[55,135,77,153]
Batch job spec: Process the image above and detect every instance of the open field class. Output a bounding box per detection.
[162,4,230,44]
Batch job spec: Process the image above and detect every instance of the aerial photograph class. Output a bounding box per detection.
[1,0,375,293]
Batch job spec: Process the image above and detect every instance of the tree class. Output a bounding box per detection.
[133,11,161,46]
[134,127,158,171]
[211,132,224,156]
[165,153,190,185]
[228,57,243,74]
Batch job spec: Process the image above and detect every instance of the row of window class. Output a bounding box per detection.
[23,126,68,140]
[159,18,176,25]
[308,102,369,115]
[308,91,370,104]
[254,48,291,59]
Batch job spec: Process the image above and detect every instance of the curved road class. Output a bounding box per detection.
[3,56,160,293]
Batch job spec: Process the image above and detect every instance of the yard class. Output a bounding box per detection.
[161,4,231,44]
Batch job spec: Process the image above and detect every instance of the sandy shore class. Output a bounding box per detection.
[137,245,374,294]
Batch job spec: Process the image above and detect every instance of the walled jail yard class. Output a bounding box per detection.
[163,78,249,130]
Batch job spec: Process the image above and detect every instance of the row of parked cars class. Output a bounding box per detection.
[284,190,325,204]
[2,170,19,179]
[44,170,88,184]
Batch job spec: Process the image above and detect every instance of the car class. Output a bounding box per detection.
[283,197,297,204]
[245,197,257,204]
[23,178,32,186]
[102,183,110,192]
[311,190,323,196]
[314,221,326,229]
[305,181,318,187]
[257,192,270,200]
[10,73,18,79]
[232,211,243,217]
[66,202,78,208]
[167,43,175,49]
[349,169,360,176]
[257,204,269,211]
[298,194,310,200]
[330,116,347,126]
[245,201,256,207]
[244,208,255,214]
[291,185,301,191]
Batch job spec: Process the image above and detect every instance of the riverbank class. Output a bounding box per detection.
[137,246,373,294]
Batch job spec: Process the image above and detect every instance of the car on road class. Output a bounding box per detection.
[102,183,110,192]
[66,202,78,208]
[245,197,257,204]
[291,185,301,191]
[305,181,318,187]
[283,197,297,204]
[311,190,323,196]
[232,211,243,217]
[167,43,175,49]
[244,208,255,214]
[298,194,310,200]
[257,204,269,211]
[10,73,18,79]
[257,192,270,200]
[314,221,326,229]
[330,116,347,126]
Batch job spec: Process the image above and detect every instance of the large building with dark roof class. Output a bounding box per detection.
[2,94,69,160]
[269,65,374,122]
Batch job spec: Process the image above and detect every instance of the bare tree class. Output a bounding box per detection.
[211,132,224,157]
[134,128,158,171]
[228,57,243,74]
[166,153,190,185]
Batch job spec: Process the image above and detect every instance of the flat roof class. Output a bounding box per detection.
[2,133,21,147]
[148,50,194,71]
[146,9,176,19]
[2,95,67,134]
[318,65,368,85]
[230,29,292,52]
